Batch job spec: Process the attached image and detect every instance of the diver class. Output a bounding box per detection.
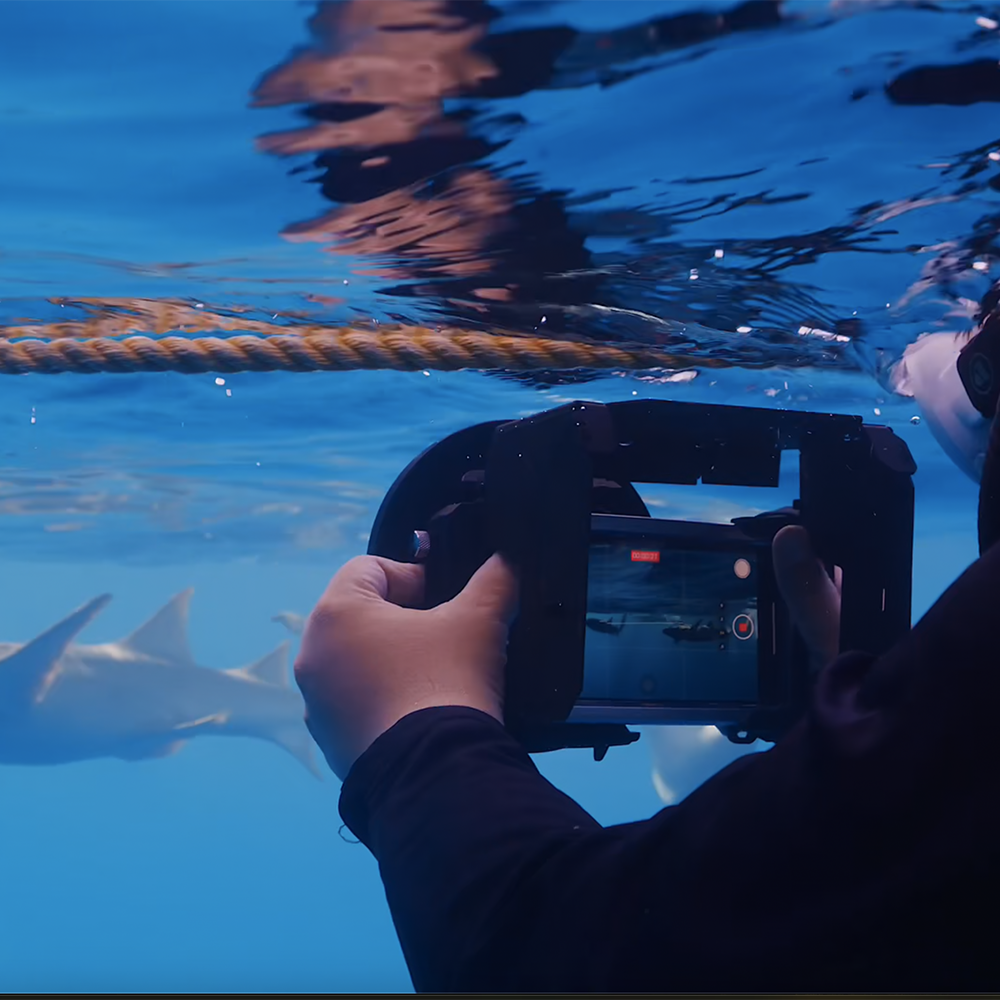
[890,277,1000,486]
[293,420,1000,991]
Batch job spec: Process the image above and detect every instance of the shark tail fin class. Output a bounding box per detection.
[651,766,677,806]
[271,724,323,780]
[0,593,111,708]
[121,589,195,666]
[225,642,290,688]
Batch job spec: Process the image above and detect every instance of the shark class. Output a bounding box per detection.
[0,589,320,776]
[271,611,306,635]
[662,620,728,644]
[585,614,629,636]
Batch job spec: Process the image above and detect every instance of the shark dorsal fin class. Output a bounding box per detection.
[121,589,195,666]
[0,594,111,709]
[226,642,290,688]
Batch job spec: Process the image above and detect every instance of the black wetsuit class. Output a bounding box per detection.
[340,541,1000,992]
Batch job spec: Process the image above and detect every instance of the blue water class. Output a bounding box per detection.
[0,0,994,990]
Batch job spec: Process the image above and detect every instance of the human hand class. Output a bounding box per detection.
[293,553,518,780]
[295,527,837,779]
[771,524,842,671]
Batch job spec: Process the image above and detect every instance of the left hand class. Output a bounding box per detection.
[294,553,518,780]
[297,525,841,780]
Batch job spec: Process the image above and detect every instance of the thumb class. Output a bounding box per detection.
[448,553,520,624]
[772,525,841,669]
[322,554,426,608]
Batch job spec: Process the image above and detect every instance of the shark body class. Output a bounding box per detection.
[662,620,728,644]
[0,589,319,775]
[585,614,628,636]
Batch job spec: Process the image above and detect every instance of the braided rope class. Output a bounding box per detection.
[0,330,740,375]
[0,301,767,375]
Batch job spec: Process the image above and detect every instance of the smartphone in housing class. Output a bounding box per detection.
[569,514,788,729]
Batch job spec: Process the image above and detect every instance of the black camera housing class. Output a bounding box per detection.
[368,400,916,758]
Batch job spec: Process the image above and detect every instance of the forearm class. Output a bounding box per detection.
[337,697,938,993]
[339,707,620,991]
[338,704,808,993]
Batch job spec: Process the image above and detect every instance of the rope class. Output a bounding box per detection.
[0,299,771,375]
[0,329,739,375]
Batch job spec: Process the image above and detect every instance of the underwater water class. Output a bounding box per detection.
[0,0,996,990]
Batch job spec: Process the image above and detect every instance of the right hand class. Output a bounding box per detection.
[771,525,842,672]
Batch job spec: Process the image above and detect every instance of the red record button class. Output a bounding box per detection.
[732,613,754,640]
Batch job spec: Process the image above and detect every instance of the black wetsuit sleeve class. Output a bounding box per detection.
[338,703,771,993]
[338,542,1000,994]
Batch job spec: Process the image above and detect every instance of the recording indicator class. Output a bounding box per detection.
[732,613,754,640]
[630,550,660,563]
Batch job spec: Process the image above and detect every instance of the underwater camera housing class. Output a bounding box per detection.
[368,400,916,758]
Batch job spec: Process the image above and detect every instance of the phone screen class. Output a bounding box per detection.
[580,523,760,705]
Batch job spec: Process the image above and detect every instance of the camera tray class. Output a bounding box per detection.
[368,400,916,757]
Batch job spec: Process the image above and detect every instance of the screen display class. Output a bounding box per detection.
[581,532,759,705]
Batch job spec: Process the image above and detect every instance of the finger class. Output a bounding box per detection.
[322,554,426,608]
[772,525,840,667]
[448,552,520,624]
